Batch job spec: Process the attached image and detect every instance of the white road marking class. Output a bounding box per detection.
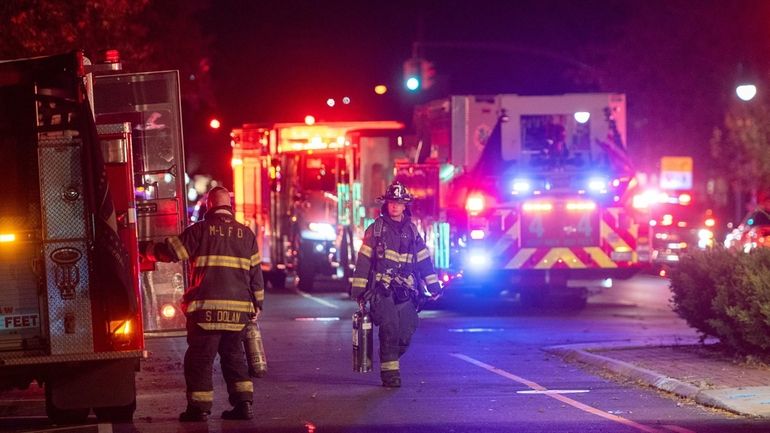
[452,353,684,433]
[662,425,697,433]
[97,423,113,433]
[294,290,340,309]
[517,389,591,395]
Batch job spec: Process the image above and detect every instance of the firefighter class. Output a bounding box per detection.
[350,182,442,388]
[141,186,264,421]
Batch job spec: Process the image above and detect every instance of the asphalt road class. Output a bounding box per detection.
[3,275,770,433]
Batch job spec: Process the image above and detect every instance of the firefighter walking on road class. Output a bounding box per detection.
[350,182,442,388]
[142,186,264,422]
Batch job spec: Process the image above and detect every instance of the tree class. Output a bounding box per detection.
[0,0,213,107]
[710,99,770,216]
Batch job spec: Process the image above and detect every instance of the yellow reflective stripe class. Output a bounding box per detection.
[168,236,189,260]
[381,360,399,371]
[186,299,255,313]
[505,248,536,269]
[189,391,214,402]
[254,290,265,301]
[534,248,586,269]
[417,248,430,261]
[424,273,439,285]
[195,255,250,270]
[377,274,392,285]
[384,250,401,262]
[250,252,261,267]
[352,277,368,288]
[359,244,373,257]
[584,247,618,268]
[197,323,246,331]
[233,381,254,393]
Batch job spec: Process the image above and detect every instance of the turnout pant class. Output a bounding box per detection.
[370,294,419,378]
[184,322,254,412]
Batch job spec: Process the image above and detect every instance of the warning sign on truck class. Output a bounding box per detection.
[0,314,40,330]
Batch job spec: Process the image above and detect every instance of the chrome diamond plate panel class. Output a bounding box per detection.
[38,142,86,240]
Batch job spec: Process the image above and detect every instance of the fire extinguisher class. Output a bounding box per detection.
[243,320,267,378]
[352,307,373,372]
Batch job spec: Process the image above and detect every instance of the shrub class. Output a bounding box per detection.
[670,248,770,355]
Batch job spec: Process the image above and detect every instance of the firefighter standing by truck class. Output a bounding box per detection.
[350,182,442,388]
[142,186,264,421]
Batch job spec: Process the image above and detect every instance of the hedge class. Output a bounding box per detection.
[669,248,770,354]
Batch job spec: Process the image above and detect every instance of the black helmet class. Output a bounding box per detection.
[377,182,413,203]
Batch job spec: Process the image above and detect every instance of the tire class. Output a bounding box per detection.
[297,261,315,291]
[94,399,136,423]
[45,385,90,425]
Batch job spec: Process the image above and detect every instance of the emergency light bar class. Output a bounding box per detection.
[522,202,553,212]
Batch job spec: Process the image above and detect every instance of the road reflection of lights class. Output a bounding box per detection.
[294,317,340,322]
[305,421,317,433]
[448,328,504,333]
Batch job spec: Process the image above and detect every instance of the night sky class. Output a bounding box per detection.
[204,0,626,125]
[179,0,770,187]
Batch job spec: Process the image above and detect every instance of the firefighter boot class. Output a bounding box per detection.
[179,406,210,422]
[381,370,401,388]
[222,401,253,420]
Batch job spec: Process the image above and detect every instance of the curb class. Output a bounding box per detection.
[543,341,764,418]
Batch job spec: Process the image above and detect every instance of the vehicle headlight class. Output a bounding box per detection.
[301,222,337,241]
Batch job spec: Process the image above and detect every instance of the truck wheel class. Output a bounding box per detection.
[94,399,136,423]
[45,386,90,425]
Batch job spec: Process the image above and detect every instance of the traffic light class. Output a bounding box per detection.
[403,57,436,92]
[420,59,435,90]
[403,58,421,91]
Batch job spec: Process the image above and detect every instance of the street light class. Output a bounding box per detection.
[736,84,757,102]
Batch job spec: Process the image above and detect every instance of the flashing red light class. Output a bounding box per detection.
[161,304,177,319]
[705,218,716,227]
[105,49,120,64]
[209,118,221,129]
[465,194,485,214]
[442,274,450,283]
[679,193,692,205]
[305,115,316,126]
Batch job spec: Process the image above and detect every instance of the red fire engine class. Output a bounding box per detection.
[410,93,649,307]
[231,121,405,291]
[0,52,188,423]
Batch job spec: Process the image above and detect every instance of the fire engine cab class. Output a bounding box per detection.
[0,52,188,423]
[413,93,648,306]
[231,121,405,291]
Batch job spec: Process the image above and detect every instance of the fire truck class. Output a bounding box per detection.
[412,93,649,306]
[231,121,405,291]
[0,52,187,423]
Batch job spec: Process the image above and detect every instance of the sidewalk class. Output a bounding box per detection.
[545,338,770,418]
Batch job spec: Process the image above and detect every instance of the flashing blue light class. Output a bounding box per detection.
[587,177,608,193]
[466,250,491,270]
[512,179,532,194]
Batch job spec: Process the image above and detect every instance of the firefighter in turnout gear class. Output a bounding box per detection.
[142,187,264,421]
[350,182,442,388]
